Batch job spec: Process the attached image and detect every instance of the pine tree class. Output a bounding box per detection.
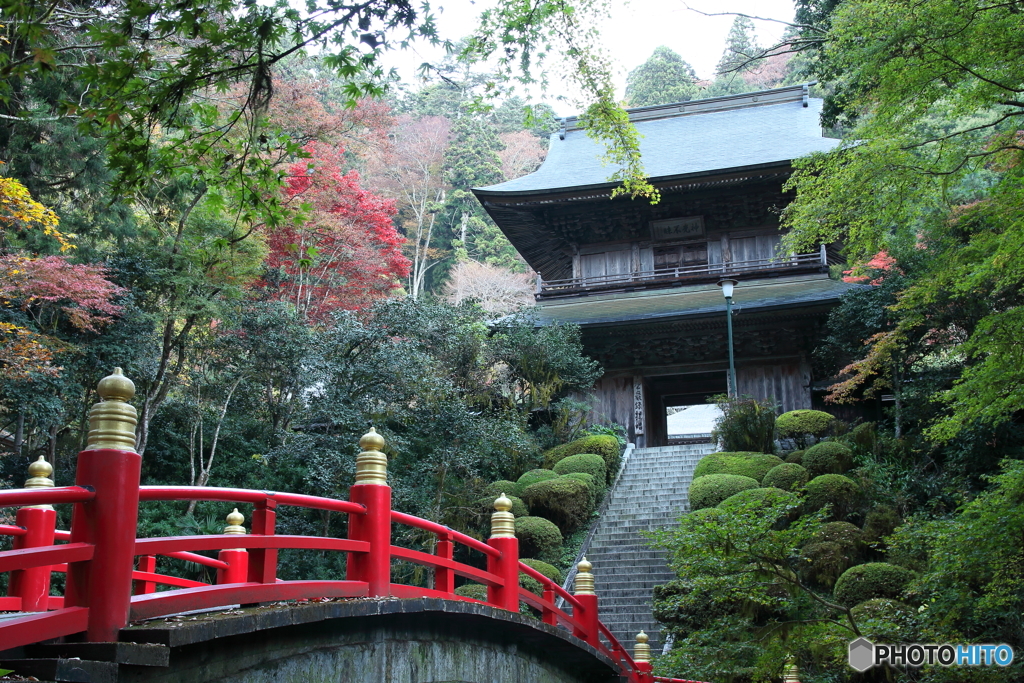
[625,47,699,107]
[716,17,761,75]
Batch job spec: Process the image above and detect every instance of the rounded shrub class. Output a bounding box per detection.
[561,472,599,509]
[520,558,562,585]
[515,516,563,562]
[800,522,864,587]
[834,562,914,608]
[689,473,760,510]
[862,505,901,548]
[455,583,488,601]
[552,453,607,484]
[716,487,790,512]
[851,598,916,642]
[485,480,520,498]
[776,409,836,438]
[475,494,528,520]
[521,477,593,533]
[543,435,621,483]
[762,463,809,491]
[804,474,859,519]
[693,452,783,482]
[514,469,558,496]
[803,441,854,476]
[785,450,805,465]
[850,422,878,454]
[519,571,544,596]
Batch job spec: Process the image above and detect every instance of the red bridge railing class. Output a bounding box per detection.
[0,369,666,683]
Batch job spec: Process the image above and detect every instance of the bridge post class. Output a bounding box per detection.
[346,428,391,596]
[217,509,249,584]
[433,531,454,595]
[634,631,654,683]
[65,368,142,642]
[573,557,600,647]
[486,493,520,612]
[9,457,57,612]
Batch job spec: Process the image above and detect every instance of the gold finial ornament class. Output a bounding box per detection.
[85,368,138,452]
[24,456,55,510]
[223,508,246,535]
[354,427,388,485]
[634,631,651,663]
[574,556,595,595]
[783,658,800,683]
[489,493,516,538]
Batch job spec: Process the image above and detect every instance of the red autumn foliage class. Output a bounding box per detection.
[0,255,125,332]
[260,142,410,321]
[842,251,900,285]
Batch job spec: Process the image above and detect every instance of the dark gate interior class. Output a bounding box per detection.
[644,371,727,447]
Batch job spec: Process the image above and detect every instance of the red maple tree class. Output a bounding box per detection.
[260,142,410,321]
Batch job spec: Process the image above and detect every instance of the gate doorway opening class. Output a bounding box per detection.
[645,371,727,447]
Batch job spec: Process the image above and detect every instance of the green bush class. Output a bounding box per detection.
[519,571,544,596]
[521,477,593,533]
[834,562,915,608]
[689,473,760,510]
[850,422,878,454]
[561,472,599,509]
[693,452,783,482]
[776,410,836,445]
[762,463,809,491]
[803,441,854,476]
[850,598,916,642]
[475,494,528,520]
[542,435,621,483]
[515,516,563,563]
[716,487,789,511]
[863,505,901,548]
[454,583,488,601]
[785,450,804,465]
[485,480,520,498]
[800,522,864,587]
[552,453,607,484]
[520,558,562,585]
[514,469,558,496]
[804,474,860,519]
[710,396,778,453]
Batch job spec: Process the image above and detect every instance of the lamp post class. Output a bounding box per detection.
[718,278,739,398]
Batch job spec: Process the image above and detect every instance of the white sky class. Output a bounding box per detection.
[379,0,797,115]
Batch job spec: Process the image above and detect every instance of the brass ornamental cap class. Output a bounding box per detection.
[574,556,596,595]
[85,368,138,452]
[23,456,54,510]
[223,508,246,535]
[489,493,516,538]
[354,427,387,485]
[634,631,651,662]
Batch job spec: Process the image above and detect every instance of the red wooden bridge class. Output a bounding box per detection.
[0,369,705,683]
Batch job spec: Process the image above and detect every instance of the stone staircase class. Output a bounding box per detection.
[579,443,714,651]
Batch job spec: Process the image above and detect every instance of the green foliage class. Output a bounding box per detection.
[785,450,805,465]
[552,453,606,483]
[862,505,900,549]
[520,477,593,534]
[625,46,699,107]
[542,435,620,483]
[693,452,783,483]
[802,441,854,477]
[688,474,760,511]
[454,583,488,601]
[850,598,917,644]
[849,421,879,455]
[485,480,520,498]
[775,410,836,441]
[520,558,562,585]
[833,562,914,608]
[762,463,810,491]
[716,487,789,512]
[561,472,599,509]
[804,474,860,520]
[476,494,528,520]
[800,522,864,588]
[710,395,778,454]
[514,469,558,496]
[514,515,563,563]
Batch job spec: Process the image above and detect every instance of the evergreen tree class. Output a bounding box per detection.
[625,47,699,107]
[716,16,761,75]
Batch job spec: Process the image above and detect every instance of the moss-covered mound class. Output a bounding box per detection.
[689,473,760,510]
[543,435,621,483]
[803,441,854,476]
[776,410,836,439]
[520,558,562,585]
[716,487,790,512]
[515,516,563,563]
[475,494,528,520]
[454,583,488,601]
[785,450,805,465]
[762,463,809,491]
[834,562,914,607]
[561,472,598,509]
[804,474,859,519]
[800,521,864,587]
[552,453,607,484]
[693,452,783,482]
[485,480,520,498]
[514,469,558,496]
[521,477,593,533]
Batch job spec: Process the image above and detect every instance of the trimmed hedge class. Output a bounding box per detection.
[520,558,562,585]
[475,494,528,520]
[543,435,621,483]
[521,477,593,533]
[454,583,488,601]
[776,409,835,438]
[561,472,599,509]
[800,522,864,587]
[689,473,760,510]
[485,480,520,498]
[785,450,805,465]
[803,441,854,476]
[693,452,783,482]
[552,453,607,485]
[762,463,809,491]
[834,562,914,608]
[515,516,563,562]
[716,487,790,512]
[804,474,859,519]
[863,505,901,547]
[514,469,558,496]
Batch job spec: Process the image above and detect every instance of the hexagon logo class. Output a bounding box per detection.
[848,637,875,672]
